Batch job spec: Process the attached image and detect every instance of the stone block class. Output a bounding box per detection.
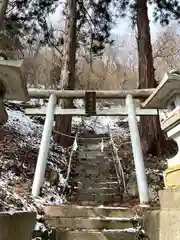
[0,59,30,101]
[163,165,180,188]
[159,210,180,240]
[144,210,160,240]
[55,230,137,240]
[159,189,180,209]
[0,211,36,240]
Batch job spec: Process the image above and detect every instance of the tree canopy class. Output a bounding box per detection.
[2,0,117,57]
[4,0,59,43]
[2,0,180,54]
[117,0,180,25]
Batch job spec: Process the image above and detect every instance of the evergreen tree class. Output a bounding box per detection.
[76,0,115,57]
[54,0,118,147]
[116,0,180,156]
[2,0,116,54]
[3,0,59,43]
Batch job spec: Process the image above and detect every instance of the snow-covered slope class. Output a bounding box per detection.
[0,103,67,212]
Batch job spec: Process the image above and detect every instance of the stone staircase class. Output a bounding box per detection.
[44,205,143,240]
[69,135,124,205]
[43,135,148,239]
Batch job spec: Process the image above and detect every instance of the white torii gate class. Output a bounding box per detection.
[26,89,157,204]
[0,60,157,204]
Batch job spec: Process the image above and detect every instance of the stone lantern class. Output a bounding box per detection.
[0,59,30,125]
[142,70,180,188]
[142,70,180,240]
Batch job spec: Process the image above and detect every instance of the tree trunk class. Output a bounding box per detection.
[54,0,77,148]
[0,0,8,28]
[54,101,73,148]
[136,0,166,156]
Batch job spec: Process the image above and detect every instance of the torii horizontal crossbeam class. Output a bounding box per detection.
[25,106,159,116]
[28,88,155,99]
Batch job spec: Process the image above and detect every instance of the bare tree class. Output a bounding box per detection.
[153,25,180,81]
[76,34,138,93]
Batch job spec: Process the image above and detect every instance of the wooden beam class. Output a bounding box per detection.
[25,106,159,116]
[28,88,155,99]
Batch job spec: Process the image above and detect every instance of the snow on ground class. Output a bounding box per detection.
[6,109,43,148]
[72,99,130,136]
[72,99,167,137]
[72,115,129,136]
[0,103,67,212]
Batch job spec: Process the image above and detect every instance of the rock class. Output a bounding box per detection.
[126,173,138,197]
[45,169,59,186]
[11,165,22,176]
[0,188,6,201]
[126,169,163,201]
[0,200,4,211]
[12,183,30,196]
[149,186,159,200]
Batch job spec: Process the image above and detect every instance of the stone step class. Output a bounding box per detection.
[80,142,110,151]
[78,137,109,145]
[70,193,122,203]
[79,149,110,155]
[44,205,135,218]
[72,180,119,190]
[75,159,114,169]
[82,181,119,189]
[55,230,138,240]
[78,151,105,159]
[74,168,113,176]
[74,170,115,177]
[77,156,112,164]
[73,176,118,183]
[76,159,113,166]
[74,166,114,175]
[73,175,117,182]
[75,161,114,168]
[45,216,138,230]
[76,187,120,195]
[77,181,119,189]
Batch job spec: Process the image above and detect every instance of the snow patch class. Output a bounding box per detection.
[73,115,129,136]
[5,109,43,148]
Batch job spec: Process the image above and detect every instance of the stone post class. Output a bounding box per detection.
[0,211,36,240]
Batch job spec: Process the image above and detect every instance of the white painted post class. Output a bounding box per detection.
[32,94,57,197]
[126,94,149,204]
